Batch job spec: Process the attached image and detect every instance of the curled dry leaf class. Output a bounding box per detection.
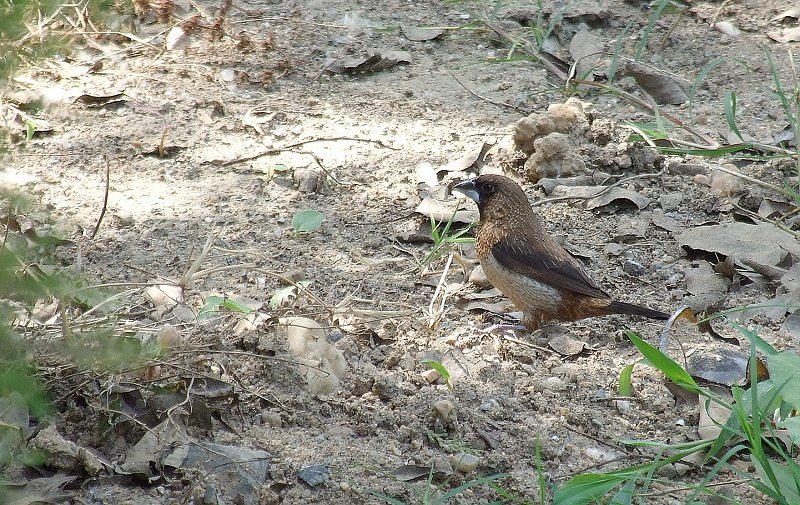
[568,28,604,81]
[400,24,445,41]
[768,27,800,43]
[625,61,690,105]
[415,196,477,223]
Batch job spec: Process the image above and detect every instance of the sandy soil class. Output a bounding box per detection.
[4,0,799,503]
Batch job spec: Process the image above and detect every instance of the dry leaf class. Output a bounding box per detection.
[678,222,800,267]
[569,29,604,81]
[768,27,800,43]
[400,24,445,41]
[625,61,689,105]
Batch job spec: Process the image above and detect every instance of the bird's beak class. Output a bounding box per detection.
[452,179,479,203]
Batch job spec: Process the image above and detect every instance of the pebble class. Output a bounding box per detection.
[450,453,480,473]
[432,399,455,421]
[298,464,330,487]
[615,400,631,414]
[421,369,441,384]
[261,410,282,427]
[539,376,567,392]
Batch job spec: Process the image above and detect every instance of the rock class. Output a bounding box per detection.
[421,369,441,384]
[450,453,480,473]
[468,265,489,287]
[432,399,455,421]
[298,464,330,487]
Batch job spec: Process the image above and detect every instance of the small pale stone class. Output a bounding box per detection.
[450,452,480,473]
[615,400,631,414]
[468,265,489,287]
[421,369,441,384]
[540,376,567,392]
[432,399,455,421]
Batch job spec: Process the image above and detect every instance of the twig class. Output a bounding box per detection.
[220,136,399,166]
[531,171,664,207]
[447,69,530,113]
[90,155,110,239]
[500,334,558,355]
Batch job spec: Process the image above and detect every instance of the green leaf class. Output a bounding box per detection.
[753,458,800,504]
[724,90,743,142]
[766,352,800,409]
[292,209,324,235]
[421,359,452,390]
[618,363,634,397]
[554,472,628,505]
[198,295,255,320]
[777,416,800,446]
[626,332,700,393]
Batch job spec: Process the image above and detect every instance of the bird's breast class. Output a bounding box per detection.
[482,252,562,313]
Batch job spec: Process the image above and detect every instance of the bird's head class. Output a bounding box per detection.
[452,175,534,225]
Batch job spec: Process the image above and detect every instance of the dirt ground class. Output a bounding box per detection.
[4,0,800,503]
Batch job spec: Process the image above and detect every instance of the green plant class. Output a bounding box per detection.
[421,359,452,390]
[371,464,510,505]
[554,327,800,504]
[419,213,474,270]
[291,209,324,237]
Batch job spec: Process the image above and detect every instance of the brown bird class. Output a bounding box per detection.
[452,174,669,331]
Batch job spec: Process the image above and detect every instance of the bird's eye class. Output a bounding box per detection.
[483,183,496,194]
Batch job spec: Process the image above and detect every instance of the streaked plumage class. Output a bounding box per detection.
[453,174,668,331]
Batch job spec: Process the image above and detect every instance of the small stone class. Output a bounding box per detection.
[479,398,501,412]
[450,453,480,473]
[298,464,330,487]
[540,376,567,392]
[432,399,455,421]
[468,265,489,287]
[421,369,441,384]
[623,259,646,276]
[398,352,416,371]
[262,410,282,427]
[433,455,453,475]
[615,400,631,414]
[658,192,683,211]
[339,482,351,492]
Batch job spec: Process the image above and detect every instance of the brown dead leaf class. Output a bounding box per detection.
[625,61,689,105]
[324,50,411,75]
[569,29,603,81]
[679,222,800,267]
[768,27,800,43]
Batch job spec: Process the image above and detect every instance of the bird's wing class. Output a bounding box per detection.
[490,235,610,299]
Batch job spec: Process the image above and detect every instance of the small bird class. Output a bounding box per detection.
[452,174,669,331]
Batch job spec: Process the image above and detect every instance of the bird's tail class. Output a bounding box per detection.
[608,301,669,321]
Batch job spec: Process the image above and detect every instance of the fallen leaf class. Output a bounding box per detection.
[324,50,411,75]
[768,27,800,43]
[625,61,689,105]
[686,348,749,386]
[415,196,477,223]
[400,24,445,41]
[569,29,603,81]
[678,222,800,267]
[770,7,800,23]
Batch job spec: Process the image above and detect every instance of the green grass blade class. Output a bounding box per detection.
[724,90,743,142]
[689,56,727,118]
[634,0,669,61]
[626,331,700,392]
[618,363,634,397]
[608,22,631,84]
[433,473,510,504]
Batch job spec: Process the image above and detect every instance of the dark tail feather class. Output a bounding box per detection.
[608,301,669,321]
